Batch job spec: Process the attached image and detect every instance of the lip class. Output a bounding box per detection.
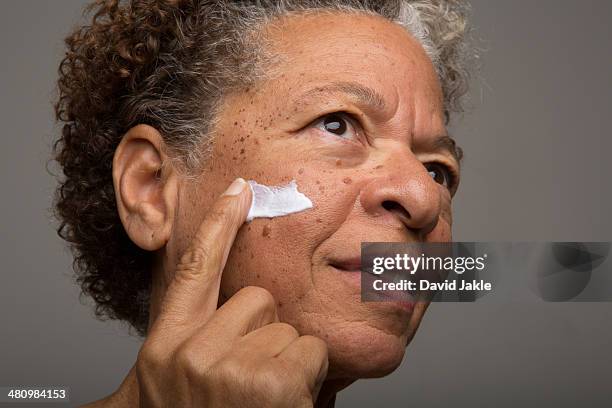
[329,258,417,314]
[328,257,362,273]
[328,262,363,291]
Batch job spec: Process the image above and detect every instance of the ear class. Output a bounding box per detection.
[112,124,178,251]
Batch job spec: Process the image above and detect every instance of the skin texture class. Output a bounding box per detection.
[94,12,460,408]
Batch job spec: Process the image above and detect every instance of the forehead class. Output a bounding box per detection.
[261,11,444,116]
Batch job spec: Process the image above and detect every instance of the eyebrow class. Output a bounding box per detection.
[297,81,463,163]
[297,81,387,112]
[432,135,464,164]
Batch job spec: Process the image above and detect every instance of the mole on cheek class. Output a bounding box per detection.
[342,177,352,184]
[262,224,272,238]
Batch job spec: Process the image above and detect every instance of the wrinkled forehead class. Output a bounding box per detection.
[259,11,444,113]
[266,12,439,95]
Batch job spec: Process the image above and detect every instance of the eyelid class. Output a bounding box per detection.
[433,160,460,194]
[423,158,460,195]
[309,111,369,144]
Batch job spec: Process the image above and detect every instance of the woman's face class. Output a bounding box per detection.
[165,13,459,380]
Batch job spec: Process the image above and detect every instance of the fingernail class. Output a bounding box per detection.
[223,178,246,196]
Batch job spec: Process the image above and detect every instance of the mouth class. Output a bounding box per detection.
[328,256,417,314]
[328,257,362,273]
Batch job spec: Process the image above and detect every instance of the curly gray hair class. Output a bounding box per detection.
[54,0,475,335]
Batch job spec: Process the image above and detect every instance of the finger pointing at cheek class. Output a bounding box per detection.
[119,178,329,408]
[151,178,252,337]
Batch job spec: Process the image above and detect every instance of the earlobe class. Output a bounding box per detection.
[112,125,177,251]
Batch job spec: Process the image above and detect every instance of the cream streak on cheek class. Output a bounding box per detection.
[246,180,313,222]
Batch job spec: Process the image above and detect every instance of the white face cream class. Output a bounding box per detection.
[246,180,313,222]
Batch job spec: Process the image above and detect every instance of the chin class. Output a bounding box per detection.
[322,323,409,379]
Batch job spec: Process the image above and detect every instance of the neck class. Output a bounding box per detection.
[315,378,355,408]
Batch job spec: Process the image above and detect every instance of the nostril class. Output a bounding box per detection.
[381,200,411,221]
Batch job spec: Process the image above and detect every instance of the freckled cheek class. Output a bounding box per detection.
[207,110,283,174]
[221,223,300,298]
[220,219,319,312]
[295,169,361,224]
[221,170,359,286]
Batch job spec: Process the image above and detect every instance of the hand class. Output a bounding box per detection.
[90,178,328,408]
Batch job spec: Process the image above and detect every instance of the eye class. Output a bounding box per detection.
[425,162,455,190]
[313,113,358,139]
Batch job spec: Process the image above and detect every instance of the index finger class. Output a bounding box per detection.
[152,178,252,334]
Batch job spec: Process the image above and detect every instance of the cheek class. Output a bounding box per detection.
[218,168,358,306]
[219,219,317,313]
[208,128,363,310]
[428,198,453,242]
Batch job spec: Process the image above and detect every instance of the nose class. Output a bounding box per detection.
[359,166,442,237]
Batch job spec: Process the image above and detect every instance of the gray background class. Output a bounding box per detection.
[1,0,610,406]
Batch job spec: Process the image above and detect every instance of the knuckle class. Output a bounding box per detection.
[172,202,242,283]
[255,364,295,401]
[137,341,166,373]
[176,242,214,274]
[270,322,299,339]
[302,335,329,356]
[211,358,303,406]
[174,340,207,375]
[210,356,247,386]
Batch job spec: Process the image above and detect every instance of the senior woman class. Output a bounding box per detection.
[54,0,472,406]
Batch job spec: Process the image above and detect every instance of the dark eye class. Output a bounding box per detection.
[314,113,357,139]
[425,162,454,189]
